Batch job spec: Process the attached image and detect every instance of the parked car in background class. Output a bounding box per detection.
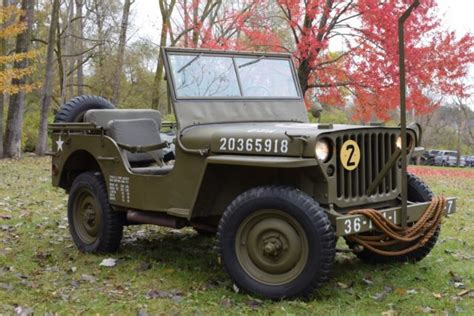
[421,149,443,165]
[464,155,474,167]
[434,150,466,167]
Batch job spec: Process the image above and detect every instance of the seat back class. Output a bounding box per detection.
[107,118,164,166]
[84,109,162,130]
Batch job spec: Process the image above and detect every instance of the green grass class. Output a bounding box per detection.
[0,157,473,315]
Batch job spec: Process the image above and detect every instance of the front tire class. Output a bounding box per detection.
[348,173,440,264]
[68,172,125,253]
[218,186,335,299]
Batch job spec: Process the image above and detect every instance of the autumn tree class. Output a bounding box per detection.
[244,0,474,121]
[2,0,37,158]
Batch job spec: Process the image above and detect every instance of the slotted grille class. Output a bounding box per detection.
[336,131,399,200]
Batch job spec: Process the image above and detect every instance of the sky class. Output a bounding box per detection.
[131,0,474,43]
[130,0,474,107]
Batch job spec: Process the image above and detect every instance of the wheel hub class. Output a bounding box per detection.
[73,189,101,245]
[262,237,283,257]
[235,209,309,285]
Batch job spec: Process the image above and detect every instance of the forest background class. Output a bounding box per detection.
[0,0,473,159]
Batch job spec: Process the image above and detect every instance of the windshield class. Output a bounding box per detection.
[168,53,300,99]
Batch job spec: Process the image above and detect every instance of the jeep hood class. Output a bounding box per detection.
[181,122,406,158]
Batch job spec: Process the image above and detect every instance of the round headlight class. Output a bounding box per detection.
[396,135,412,150]
[315,139,331,162]
[396,136,402,149]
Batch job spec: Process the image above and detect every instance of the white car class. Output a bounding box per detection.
[434,150,466,167]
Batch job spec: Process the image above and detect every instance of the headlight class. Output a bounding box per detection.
[396,136,412,150]
[315,139,331,162]
[396,136,402,149]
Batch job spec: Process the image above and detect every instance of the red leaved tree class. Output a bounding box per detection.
[276,0,474,121]
[169,0,474,121]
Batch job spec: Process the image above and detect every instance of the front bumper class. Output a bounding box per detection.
[333,197,456,236]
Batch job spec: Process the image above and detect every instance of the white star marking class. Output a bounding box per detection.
[56,136,64,152]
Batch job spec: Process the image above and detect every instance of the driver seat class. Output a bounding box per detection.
[106,118,173,175]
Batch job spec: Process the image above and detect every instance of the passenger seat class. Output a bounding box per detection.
[107,118,173,175]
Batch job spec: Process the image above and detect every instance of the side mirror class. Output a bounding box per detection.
[310,102,323,120]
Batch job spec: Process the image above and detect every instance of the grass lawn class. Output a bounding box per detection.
[0,157,473,315]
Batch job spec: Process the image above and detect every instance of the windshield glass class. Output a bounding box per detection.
[236,58,298,97]
[169,54,241,97]
[168,53,299,99]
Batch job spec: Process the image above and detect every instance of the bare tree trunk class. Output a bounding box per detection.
[94,0,105,95]
[152,0,175,111]
[66,0,75,99]
[151,24,168,111]
[75,0,84,95]
[111,0,133,105]
[0,0,9,159]
[36,0,60,155]
[4,0,34,158]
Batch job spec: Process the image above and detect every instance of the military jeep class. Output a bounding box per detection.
[49,47,456,299]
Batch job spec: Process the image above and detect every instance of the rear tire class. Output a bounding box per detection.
[68,172,125,253]
[218,186,335,299]
[347,173,440,264]
[55,95,115,123]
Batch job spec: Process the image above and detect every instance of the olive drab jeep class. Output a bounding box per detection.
[48,47,456,299]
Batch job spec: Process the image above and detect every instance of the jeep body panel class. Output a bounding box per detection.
[49,47,454,232]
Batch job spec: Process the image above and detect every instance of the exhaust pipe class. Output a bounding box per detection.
[127,210,187,229]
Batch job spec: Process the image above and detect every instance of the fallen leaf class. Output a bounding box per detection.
[337,282,352,289]
[372,286,394,301]
[453,282,465,289]
[99,258,117,267]
[457,289,471,297]
[246,298,263,309]
[232,284,240,293]
[433,293,443,299]
[381,309,397,316]
[421,306,435,314]
[220,297,233,308]
[407,289,418,295]
[80,274,97,283]
[362,276,374,286]
[14,306,33,316]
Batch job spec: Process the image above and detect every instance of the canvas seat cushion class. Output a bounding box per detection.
[84,109,162,129]
[106,118,164,166]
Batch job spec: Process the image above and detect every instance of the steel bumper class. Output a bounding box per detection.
[334,197,456,237]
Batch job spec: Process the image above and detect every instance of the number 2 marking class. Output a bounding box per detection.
[346,144,356,167]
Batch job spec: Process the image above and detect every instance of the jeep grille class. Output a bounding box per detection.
[335,131,399,200]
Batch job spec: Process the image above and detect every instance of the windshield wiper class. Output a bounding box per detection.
[238,55,265,68]
[177,53,203,73]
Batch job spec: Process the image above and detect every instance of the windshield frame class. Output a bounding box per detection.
[163,48,303,101]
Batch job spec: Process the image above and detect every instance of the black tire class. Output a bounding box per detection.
[218,186,335,299]
[68,172,125,253]
[348,173,440,264]
[55,95,115,123]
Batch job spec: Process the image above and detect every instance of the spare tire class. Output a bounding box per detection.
[54,95,115,123]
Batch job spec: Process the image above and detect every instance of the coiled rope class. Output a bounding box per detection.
[346,196,446,256]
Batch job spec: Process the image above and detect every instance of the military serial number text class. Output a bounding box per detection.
[219,138,289,154]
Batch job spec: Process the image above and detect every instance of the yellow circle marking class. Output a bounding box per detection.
[340,140,361,171]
